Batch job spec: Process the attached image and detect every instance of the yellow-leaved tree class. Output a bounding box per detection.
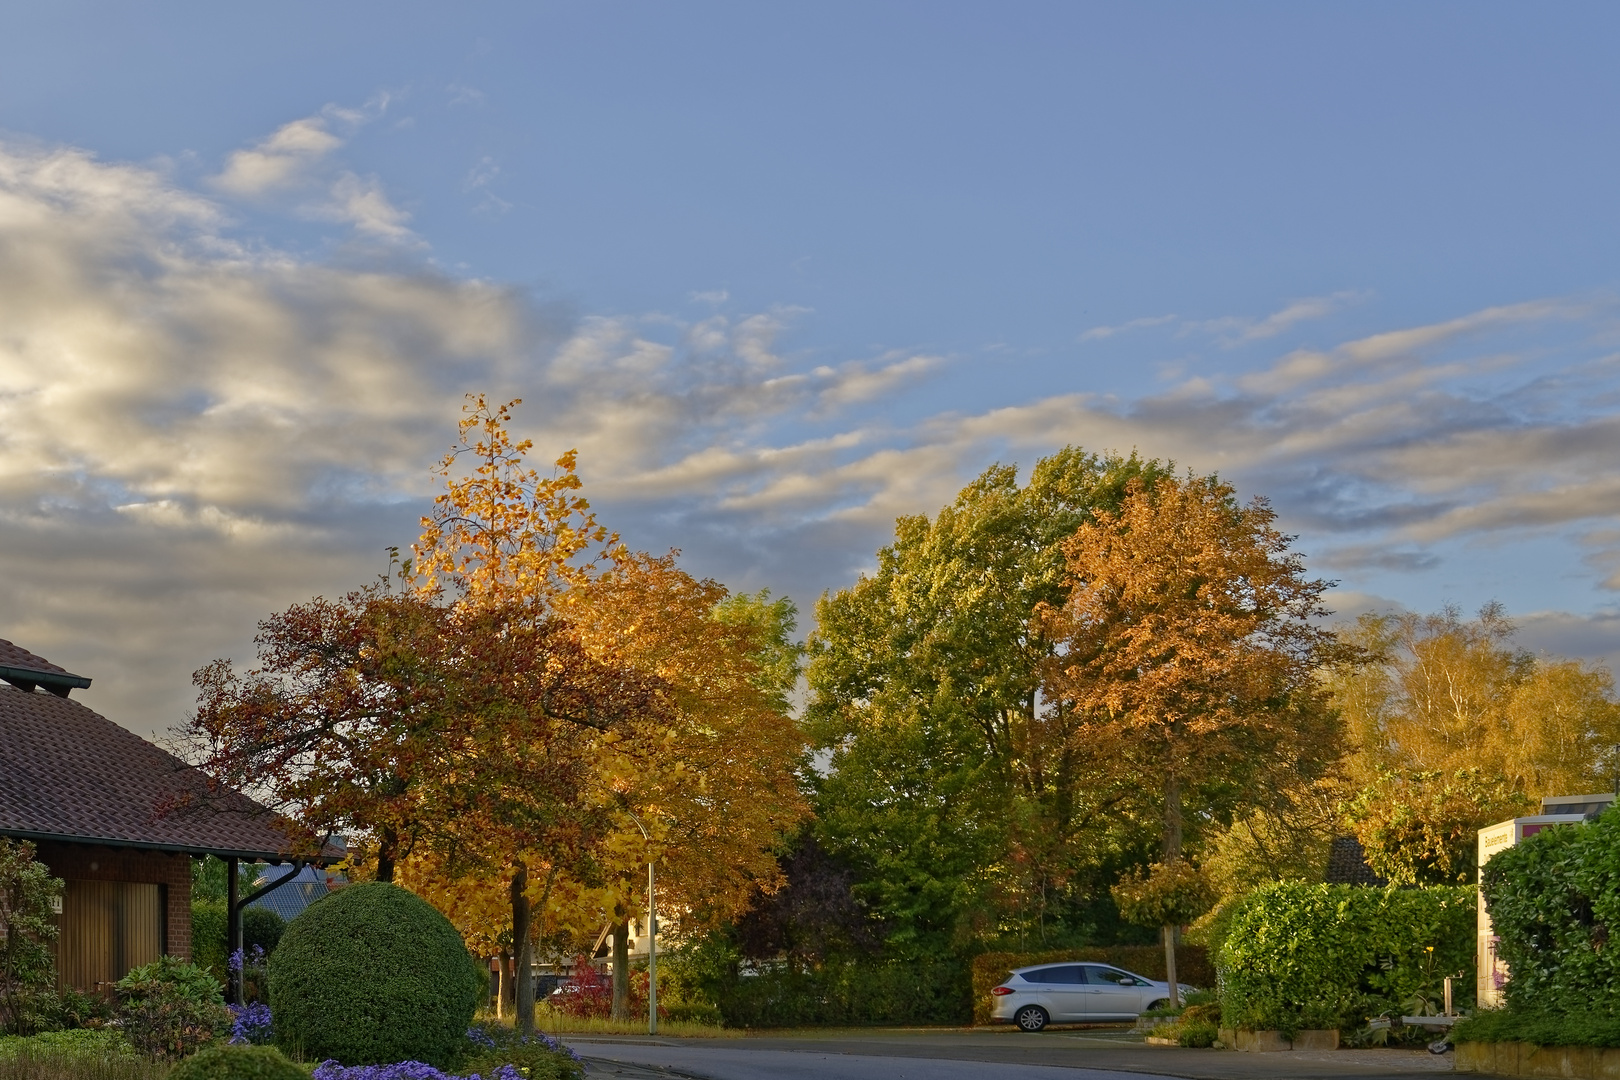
[1327,603,1620,884]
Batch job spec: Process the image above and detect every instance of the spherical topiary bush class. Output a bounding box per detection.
[267,882,483,1067]
[169,1044,307,1080]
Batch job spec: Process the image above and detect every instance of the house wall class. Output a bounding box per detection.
[33,841,193,989]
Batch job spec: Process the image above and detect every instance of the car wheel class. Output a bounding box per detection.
[1146,999,1170,1013]
[1015,1005,1049,1032]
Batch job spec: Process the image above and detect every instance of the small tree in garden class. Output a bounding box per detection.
[1112,859,1217,976]
[0,838,62,1035]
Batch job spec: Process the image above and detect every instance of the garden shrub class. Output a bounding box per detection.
[267,882,482,1067]
[970,946,1214,1025]
[192,901,229,985]
[169,1044,305,1080]
[240,910,284,958]
[1217,881,1473,1034]
[114,957,231,1059]
[0,840,63,1036]
[462,1025,583,1080]
[1480,808,1620,1021]
[0,1029,138,1060]
[1453,1007,1620,1047]
[716,959,970,1028]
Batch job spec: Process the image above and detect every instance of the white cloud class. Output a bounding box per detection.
[8,134,1620,736]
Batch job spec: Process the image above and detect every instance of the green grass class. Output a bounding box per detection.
[0,1032,168,1080]
[499,1009,737,1038]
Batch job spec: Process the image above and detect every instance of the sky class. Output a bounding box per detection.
[4,2,1620,735]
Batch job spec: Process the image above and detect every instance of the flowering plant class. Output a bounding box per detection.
[228,1002,274,1045]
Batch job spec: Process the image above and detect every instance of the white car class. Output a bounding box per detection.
[989,961,1198,1031]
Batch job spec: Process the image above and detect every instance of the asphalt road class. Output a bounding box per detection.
[568,1027,1457,1080]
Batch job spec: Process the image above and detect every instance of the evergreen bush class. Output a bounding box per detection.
[1217,881,1473,1034]
[169,1044,306,1080]
[267,882,482,1067]
[1480,808,1620,1019]
[114,956,231,1059]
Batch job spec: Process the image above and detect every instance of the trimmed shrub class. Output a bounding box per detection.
[267,882,482,1067]
[169,1044,305,1080]
[716,959,969,1028]
[1217,882,1473,1034]
[462,1026,583,1080]
[114,957,231,1059]
[1481,808,1620,1018]
[970,946,1214,1025]
[192,900,229,985]
[240,910,284,958]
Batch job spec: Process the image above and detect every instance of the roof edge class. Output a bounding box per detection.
[0,664,92,691]
[0,827,339,864]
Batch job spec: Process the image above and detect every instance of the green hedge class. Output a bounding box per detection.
[716,959,970,1028]
[192,900,228,983]
[1218,882,1473,1034]
[1481,809,1620,1018]
[970,945,1214,1025]
[169,1044,307,1080]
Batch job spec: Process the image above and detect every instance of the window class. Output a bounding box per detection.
[1023,965,1086,985]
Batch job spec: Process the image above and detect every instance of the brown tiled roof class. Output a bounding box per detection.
[0,638,91,697]
[0,683,307,860]
[1325,835,1388,886]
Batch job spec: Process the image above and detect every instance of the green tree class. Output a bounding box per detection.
[806,448,1169,953]
[0,839,63,1035]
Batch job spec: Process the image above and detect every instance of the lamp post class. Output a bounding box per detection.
[625,812,658,1035]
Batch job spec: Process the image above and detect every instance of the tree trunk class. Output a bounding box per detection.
[511,863,535,1034]
[495,951,509,1018]
[1162,768,1183,1007]
[610,912,631,1021]
[375,826,398,883]
[1162,924,1180,1008]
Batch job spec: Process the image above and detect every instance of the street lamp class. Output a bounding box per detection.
[625,811,658,1036]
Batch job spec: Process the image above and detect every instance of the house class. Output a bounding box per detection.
[246,863,346,923]
[0,638,317,993]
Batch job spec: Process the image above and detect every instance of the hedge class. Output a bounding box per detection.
[1218,882,1474,1034]
[970,945,1213,1025]
[716,959,970,1028]
[1481,808,1620,1019]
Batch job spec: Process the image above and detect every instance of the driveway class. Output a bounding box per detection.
[568,1027,1456,1080]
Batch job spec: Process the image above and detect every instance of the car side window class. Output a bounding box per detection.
[1086,966,1133,986]
[1024,966,1084,984]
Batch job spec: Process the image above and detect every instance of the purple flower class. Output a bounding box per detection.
[228,1002,274,1045]
[227,949,245,974]
[465,1027,497,1050]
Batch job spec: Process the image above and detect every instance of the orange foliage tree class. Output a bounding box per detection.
[1037,474,1346,1003]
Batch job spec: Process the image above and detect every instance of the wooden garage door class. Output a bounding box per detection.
[58,880,163,991]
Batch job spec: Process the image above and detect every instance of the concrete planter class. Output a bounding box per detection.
[1222,1028,1340,1052]
[1456,1041,1620,1077]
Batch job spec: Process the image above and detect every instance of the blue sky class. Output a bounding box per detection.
[3,2,1620,733]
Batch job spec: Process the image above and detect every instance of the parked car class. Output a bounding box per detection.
[988,962,1199,1031]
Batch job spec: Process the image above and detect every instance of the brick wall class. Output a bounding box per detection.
[34,841,193,961]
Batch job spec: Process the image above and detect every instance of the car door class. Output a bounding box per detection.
[1080,965,1147,1020]
[1030,965,1089,1022]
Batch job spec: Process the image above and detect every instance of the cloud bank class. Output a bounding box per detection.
[4,135,1620,735]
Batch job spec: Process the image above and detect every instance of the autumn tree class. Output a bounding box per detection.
[566,552,808,1018]
[182,590,459,881]
[1326,603,1620,882]
[1037,474,1346,1003]
[807,449,1169,951]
